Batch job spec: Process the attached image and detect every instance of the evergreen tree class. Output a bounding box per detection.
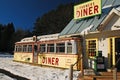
[33,1,88,36]
[33,3,73,35]
[0,23,15,52]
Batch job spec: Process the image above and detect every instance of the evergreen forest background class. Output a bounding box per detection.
[0,1,87,54]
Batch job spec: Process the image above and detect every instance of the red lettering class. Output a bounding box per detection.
[48,57,51,64]
[45,57,47,63]
[55,58,59,65]
[94,5,99,14]
[81,9,83,17]
[41,57,59,65]
[89,7,93,15]
[52,57,55,65]
[75,1,100,19]
[76,11,80,18]
[83,8,88,16]
[42,58,45,63]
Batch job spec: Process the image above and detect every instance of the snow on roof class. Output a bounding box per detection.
[21,37,33,42]
[37,33,59,41]
[17,33,59,43]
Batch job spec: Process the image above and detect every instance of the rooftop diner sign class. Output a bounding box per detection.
[74,0,101,19]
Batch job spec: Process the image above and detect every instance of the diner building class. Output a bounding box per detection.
[59,0,120,70]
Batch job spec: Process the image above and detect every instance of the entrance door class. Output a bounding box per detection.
[115,38,120,70]
[33,45,38,63]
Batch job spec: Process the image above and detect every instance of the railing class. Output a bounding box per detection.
[69,55,83,80]
[114,56,120,68]
[112,56,120,80]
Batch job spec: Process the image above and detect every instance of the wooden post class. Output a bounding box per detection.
[81,54,84,80]
[113,68,117,80]
[69,65,73,80]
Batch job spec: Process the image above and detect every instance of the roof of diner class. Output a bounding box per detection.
[59,0,120,37]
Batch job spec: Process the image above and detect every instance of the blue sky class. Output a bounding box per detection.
[0,0,76,30]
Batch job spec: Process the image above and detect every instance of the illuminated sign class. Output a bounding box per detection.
[74,0,101,19]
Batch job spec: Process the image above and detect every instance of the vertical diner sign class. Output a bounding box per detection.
[74,0,101,19]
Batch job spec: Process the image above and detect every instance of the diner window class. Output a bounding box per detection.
[56,43,65,53]
[16,45,22,52]
[87,40,97,57]
[28,45,32,52]
[23,45,27,52]
[40,44,46,52]
[67,42,72,53]
[15,45,18,52]
[47,44,54,52]
[19,45,22,52]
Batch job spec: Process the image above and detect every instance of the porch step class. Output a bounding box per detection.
[99,71,120,76]
[78,69,120,80]
[84,69,95,76]
[78,75,120,80]
[78,76,93,80]
[93,75,120,80]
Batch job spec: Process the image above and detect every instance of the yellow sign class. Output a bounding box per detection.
[74,0,101,19]
[14,52,33,63]
[38,54,79,70]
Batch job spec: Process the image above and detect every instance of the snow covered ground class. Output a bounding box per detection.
[0,56,80,80]
[0,73,14,80]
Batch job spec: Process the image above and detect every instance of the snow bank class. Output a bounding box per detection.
[0,73,14,80]
[0,52,13,58]
[0,57,80,80]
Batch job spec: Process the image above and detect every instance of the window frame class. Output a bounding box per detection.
[67,42,72,54]
[86,39,98,57]
[28,45,32,52]
[56,42,65,53]
[47,43,55,53]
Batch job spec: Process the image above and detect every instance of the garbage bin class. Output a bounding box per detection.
[96,56,106,71]
[95,51,106,71]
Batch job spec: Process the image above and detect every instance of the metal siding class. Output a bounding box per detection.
[102,0,108,7]
[76,19,87,33]
[91,14,107,31]
[67,20,84,34]
[77,18,94,33]
[104,0,115,6]
[113,0,120,6]
[60,19,76,35]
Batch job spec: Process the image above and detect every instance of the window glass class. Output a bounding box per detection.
[87,40,96,56]
[15,45,18,52]
[15,45,22,52]
[23,45,27,52]
[56,43,65,53]
[40,44,46,52]
[28,45,32,52]
[47,44,54,52]
[67,42,72,53]
[19,45,22,52]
